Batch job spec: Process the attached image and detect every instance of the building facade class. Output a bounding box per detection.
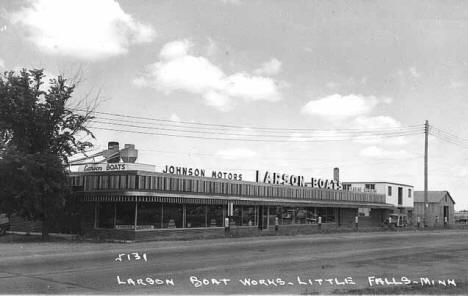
[69,168,394,241]
[414,191,455,226]
[342,182,414,221]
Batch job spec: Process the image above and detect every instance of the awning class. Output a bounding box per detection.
[77,190,394,209]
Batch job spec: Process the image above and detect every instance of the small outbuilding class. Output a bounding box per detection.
[414,191,455,226]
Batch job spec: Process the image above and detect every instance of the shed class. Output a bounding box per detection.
[413,191,455,226]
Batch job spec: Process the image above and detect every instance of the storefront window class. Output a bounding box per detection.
[137,203,162,229]
[116,202,135,228]
[186,205,206,228]
[281,207,295,224]
[305,207,318,223]
[162,203,183,228]
[207,205,223,227]
[232,205,242,226]
[242,206,256,226]
[269,206,282,226]
[98,202,114,228]
[296,208,308,224]
[317,207,336,223]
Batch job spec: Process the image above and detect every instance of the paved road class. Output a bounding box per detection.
[0,230,467,294]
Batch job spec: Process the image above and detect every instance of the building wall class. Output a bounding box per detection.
[344,182,413,208]
[378,183,413,208]
[413,198,455,226]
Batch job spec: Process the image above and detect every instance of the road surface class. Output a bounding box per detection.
[0,230,467,294]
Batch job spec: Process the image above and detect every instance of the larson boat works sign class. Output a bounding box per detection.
[256,170,343,190]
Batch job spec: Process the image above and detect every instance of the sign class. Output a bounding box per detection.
[79,163,155,172]
[162,165,243,181]
[310,177,343,190]
[347,187,377,194]
[256,170,343,190]
[256,170,305,187]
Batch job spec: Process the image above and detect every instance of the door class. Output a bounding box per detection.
[398,187,403,206]
[444,206,449,223]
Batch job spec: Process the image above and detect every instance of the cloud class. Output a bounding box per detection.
[350,116,410,146]
[0,58,4,69]
[204,91,234,111]
[134,39,282,111]
[215,148,256,160]
[360,146,413,160]
[169,113,181,122]
[301,94,380,120]
[8,0,154,60]
[254,58,282,76]
[351,116,401,129]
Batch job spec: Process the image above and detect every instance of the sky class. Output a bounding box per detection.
[1,0,468,210]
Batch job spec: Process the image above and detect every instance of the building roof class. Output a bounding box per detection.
[414,191,455,204]
[342,181,413,187]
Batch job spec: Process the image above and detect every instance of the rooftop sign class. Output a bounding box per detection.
[79,163,156,172]
[162,165,243,181]
[256,170,343,190]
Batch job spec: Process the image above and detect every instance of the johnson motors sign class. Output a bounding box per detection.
[256,170,343,190]
[162,165,243,181]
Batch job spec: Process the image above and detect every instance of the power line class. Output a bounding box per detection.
[137,148,424,162]
[89,120,423,140]
[92,115,422,136]
[429,125,468,149]
[88,125,422,143]
[76,108,424,133]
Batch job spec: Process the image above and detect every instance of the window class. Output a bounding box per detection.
[185,205,206,228]
[388,186,392,196]
[207,205,224,227]
[365,184,375,190]
[137,203,162,229]
[162,203,183,228]
[398,187,403,205]
[408,189,412,198]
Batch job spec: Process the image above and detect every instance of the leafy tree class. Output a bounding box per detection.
[0,69,94,239]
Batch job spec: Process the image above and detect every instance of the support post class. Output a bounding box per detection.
[267,206,270,229]
[113,203,117,228]
[94,202,98,229]
[161,203,164,228]
[134,201,138,230]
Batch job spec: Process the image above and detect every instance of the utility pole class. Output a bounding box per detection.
[424,120,429,227]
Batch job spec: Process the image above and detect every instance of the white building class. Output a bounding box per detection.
[342,182,414,217]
